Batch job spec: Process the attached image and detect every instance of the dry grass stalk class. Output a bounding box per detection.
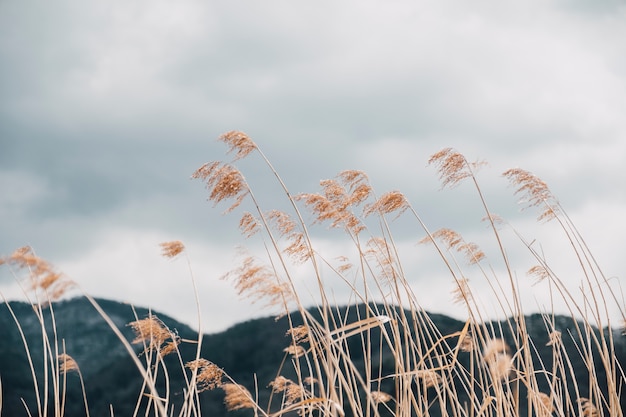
[546,330,562,347]
[159,240,185,258]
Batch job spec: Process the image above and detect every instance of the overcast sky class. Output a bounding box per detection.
[1,0,625,333]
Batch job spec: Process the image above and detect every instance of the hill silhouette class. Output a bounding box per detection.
[0,297,624,416]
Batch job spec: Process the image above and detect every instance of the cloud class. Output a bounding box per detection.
[1,0,624,329]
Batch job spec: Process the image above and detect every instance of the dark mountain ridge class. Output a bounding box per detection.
[1,297,624,416]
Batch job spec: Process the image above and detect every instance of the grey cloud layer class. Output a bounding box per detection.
[1,0,625,328]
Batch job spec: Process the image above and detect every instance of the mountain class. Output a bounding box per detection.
[0,297,624,416]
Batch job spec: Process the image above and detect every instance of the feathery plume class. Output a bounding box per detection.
[364,191,408,218]
[452,278,473,305]
[128,315,177,356]
[287,325,310,344]
[2,246,74,301]
[527,265,550,284]
[458,333,474,352]
[531,391,553,416]
[482,338,513,382]
[284,345,306,358]
[365,237,399,283]
[429,148,485,188]
[239,212,260,238]
[577,398,599,417]
[219,130,257,160]
[268,376,307,405]
[186,359,224,391]
[221,255,293,307]
[297,173,367,233]
[414,369,443,388]
[502,168,558,221]
[222,383,256,411]
[370,391,393,404]
[422,228,485,264]
[58,353,79,375]
[192,161,249,213]
[267,210,311,263]
[160,241,185,258]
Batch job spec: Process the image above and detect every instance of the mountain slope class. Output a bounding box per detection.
[0,297,624,416]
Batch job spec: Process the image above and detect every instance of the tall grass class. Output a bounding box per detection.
[1,131,624,416]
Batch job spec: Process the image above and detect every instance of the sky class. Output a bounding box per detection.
[1,0,625,334]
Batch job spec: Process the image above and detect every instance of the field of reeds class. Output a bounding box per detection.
[1,131,624,416]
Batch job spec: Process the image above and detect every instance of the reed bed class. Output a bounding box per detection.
[1,131,624,416]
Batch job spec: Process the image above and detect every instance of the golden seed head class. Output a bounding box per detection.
[128,316,174,355]
[287,325,310,344]
[58,353,79,375]
[219,130,257,160]
[268,376,291,393]
[371,390,393,404]
[222,383,256,411]
[159,240,185,258]
[482,338,509,362]
[424,228,485,264]
[482,338,513,381]
[577,398,599,417]
[295,170,370,234]
[364,191,408,218]
[191,161,249,213]
[489,353,514,381]
[239,212,260,238]
[2,246,74,301]
[502,168,558,221]
[429,148,484,188]
[221,255,294,307]
[186,359,224,391]
[284,344,306,358]
[414,369,443,388]
[268,376,305,404]
[459,334,474,352]
[528,265,550,284]
[532,392,553,415]
[452,278,473,306]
